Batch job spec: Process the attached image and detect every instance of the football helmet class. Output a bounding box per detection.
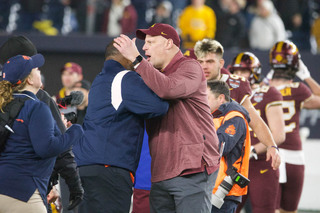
[229,52,262,84]
[269,40,300,79]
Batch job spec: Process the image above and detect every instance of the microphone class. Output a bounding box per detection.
[57,91,84,108]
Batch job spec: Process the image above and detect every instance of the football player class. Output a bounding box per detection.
[193,39,281,170]
[268,40,320,213]
[229,52,285,213]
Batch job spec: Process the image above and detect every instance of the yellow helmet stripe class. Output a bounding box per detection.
[276,41,284,53]
[235,52,244,65]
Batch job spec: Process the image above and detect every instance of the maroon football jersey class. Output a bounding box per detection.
[220,73,252,105]
[221,67,231,75]
[276,82,312,150]
[250,85,283,158]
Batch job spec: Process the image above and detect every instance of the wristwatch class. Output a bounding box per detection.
[132,55,143,66]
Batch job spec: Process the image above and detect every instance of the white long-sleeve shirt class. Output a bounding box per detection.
[249,13,287,50]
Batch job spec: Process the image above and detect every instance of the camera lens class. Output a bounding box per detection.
[211,176,234,209]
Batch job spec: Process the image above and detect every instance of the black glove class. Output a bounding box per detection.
[68,191,84,210]
[54,149,84,210]
[66,174,84,210]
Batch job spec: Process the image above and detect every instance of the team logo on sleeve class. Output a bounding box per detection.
[229,79,240,89]
[253,93,264,103]
[225,124,236,136]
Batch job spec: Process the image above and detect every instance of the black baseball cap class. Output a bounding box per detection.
[0,35,37,65]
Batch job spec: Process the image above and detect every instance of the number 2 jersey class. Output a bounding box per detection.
[275,82,312,150]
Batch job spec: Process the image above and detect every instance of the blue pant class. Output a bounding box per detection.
[78,165,133,213]
[211,199,239,213]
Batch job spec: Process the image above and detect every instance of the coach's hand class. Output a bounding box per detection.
[113,34,140,63]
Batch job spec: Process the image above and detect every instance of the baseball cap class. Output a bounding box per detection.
[61,62,82,75]
[136,23,180,48]
[2,54,45,85]
[0,35,37,65]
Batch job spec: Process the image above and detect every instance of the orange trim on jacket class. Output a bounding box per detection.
[213,110,251,196]
[105,165,135,183]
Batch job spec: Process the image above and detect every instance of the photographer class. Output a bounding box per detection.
[70,80,90,125]
[0,36,84,212]
[207,80,251,213]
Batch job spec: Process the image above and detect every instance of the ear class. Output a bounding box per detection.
[26,74,33,85]
[165,39,174,49]
[218,94,226,104]
[219,58,225,70]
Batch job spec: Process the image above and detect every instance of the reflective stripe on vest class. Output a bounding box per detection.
[213,110,251,196]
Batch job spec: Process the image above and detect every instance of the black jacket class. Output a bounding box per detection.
[36,89,83,197]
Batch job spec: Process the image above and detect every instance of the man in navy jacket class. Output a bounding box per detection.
[73,41,168,213]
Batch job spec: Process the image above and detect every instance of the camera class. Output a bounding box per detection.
[57,91,84,109]
[64,112,77,124]
[211,167,250,209]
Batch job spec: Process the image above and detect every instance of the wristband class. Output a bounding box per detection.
[270,145,279,151]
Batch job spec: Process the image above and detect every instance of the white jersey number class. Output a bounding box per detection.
[282,100,296,133]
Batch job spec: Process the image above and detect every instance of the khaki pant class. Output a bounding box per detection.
[0,189,46,213]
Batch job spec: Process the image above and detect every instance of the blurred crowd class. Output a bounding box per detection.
[0,0,320,53]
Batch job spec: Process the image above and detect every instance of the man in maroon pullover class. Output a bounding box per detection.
[114,23,220,212]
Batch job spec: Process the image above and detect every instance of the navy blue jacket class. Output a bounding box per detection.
[212,100,250,202]
[212,100,250,168]
[73,60,168,173]
[0,91,83,205]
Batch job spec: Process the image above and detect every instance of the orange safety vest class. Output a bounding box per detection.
[212,110,251,196]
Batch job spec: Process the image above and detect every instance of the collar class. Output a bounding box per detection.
[104,59,124,68]
[161,51,183,74]
[211,100,235,118]
[275,84,290,90]
[13,90,37,101]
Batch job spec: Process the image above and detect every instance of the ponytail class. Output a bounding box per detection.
[0,78,29,112]
[0,81,13,112]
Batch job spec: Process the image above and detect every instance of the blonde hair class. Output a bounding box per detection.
[0,78,28,112]
[194,39,224,59]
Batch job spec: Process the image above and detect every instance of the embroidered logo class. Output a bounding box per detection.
[260,169,268,174]
[22,55,30,60]
[161,32,167,36]
[229,79,240,89]
[253,93,264,103]
[184,50,190,56]
[16,119,24,123]
[65,62,73,68]
[225,124,236,136]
